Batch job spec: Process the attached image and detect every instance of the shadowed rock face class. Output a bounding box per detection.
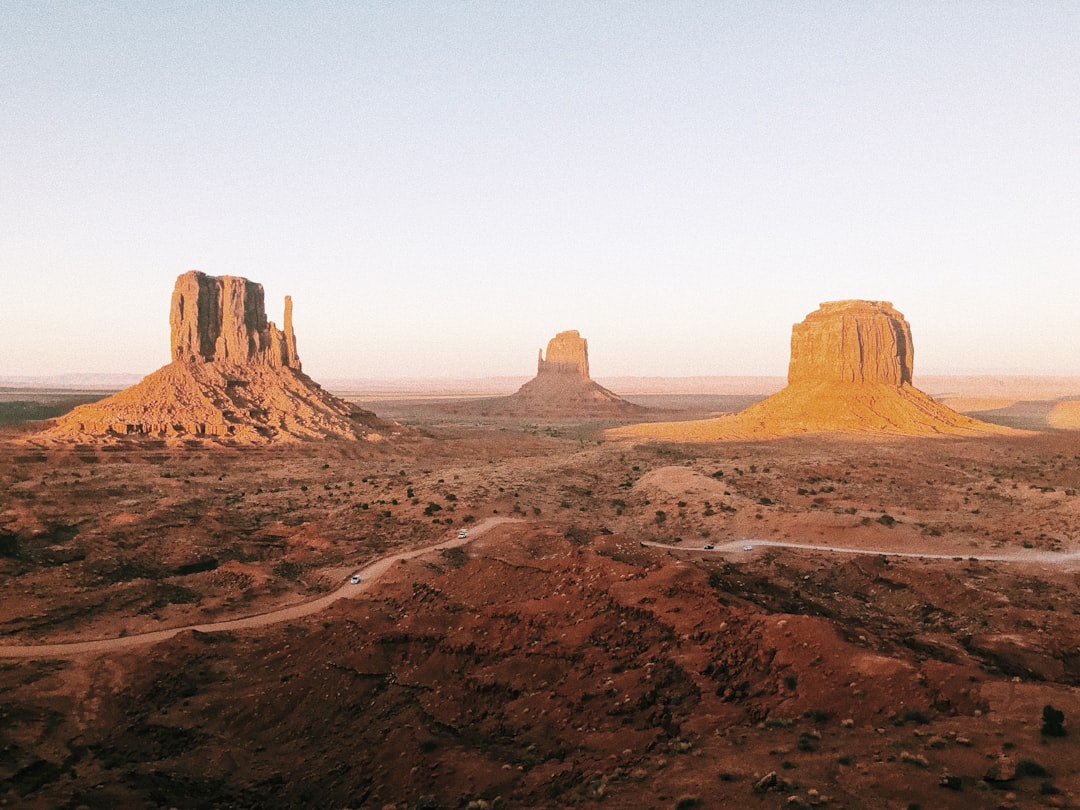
[170,271,300,369]
[788,300,912,386]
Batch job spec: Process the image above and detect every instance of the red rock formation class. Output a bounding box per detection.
[442,330,644,417]
[611,300,1016,441]
[788,300,912,385]
[537,330,590,379]
[170,271,300,369]
[44,272,398,444]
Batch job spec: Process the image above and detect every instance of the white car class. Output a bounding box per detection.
[457,529,469,539]
[703,544,715,550]
[743,545,753,551]
[350,574,361,584]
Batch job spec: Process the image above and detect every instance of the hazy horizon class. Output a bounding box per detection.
[3,3,1079,380]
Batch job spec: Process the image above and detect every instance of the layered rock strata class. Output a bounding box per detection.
[45,272,397,444]
[611,300,1015,441]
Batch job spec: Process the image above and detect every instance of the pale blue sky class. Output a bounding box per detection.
[2,2,1079,379]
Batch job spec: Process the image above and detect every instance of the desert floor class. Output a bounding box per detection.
[1,387,1079,809]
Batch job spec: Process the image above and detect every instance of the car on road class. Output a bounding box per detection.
[457,529,469,539]
[350,574,361,584]
[703,544,715,550]
[743,545,753,551]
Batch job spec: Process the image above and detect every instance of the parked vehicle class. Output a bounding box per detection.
[703,544,715,550]
[350,574,361,584]
[457,529,469,539]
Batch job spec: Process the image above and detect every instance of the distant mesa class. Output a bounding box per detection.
[611,300,1017,441]
[445,330,646,418]
[43,271,399,444]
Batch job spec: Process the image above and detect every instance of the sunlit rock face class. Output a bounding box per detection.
[788,300,912,386]
[536,330,590,379]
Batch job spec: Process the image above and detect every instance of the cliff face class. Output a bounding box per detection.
[537,330,590,379]
[788,300,912,386]
[43,271,397,444]
[170,271,300,370]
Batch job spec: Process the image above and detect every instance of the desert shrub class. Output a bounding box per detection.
[877,513,896,527]
[272,561,302,580]
[1015,758,1049,777]
[675,797,700,809]
[763,717,793,729]
[900,751,928,767]
[898,709,929,725]
[1042,705,1066,737]
[797,732,820,752]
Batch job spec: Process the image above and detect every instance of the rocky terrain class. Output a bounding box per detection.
[441,330,647,418]
[2,402,1079,808]
[43,272,398,444]
[612,301,1014,441]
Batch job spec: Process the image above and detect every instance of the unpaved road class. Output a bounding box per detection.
[0,517,518,659]
[643,538,1080,565]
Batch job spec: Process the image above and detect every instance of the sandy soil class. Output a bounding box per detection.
[2,389,1080,808]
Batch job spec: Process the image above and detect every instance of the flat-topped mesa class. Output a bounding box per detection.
[170,270,300,369]
[537,330,590,379]
[788,300,912,386]
[609,298,1017,441]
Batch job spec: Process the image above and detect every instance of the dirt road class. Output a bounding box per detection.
[0,517,518,659]
[642,538,1080,565]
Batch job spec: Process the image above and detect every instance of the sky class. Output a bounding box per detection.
[2,2,1079,381]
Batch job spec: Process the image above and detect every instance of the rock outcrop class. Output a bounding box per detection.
[611,300,1016,441]
[788,301,912,385]
[43,271,399,444]
[170,271,300,368]
[536,330,590,379]
[441,330,645,418]
[501,330,644,416]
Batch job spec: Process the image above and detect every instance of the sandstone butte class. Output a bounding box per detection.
[42,271,399,444]
[455,330,646,417]
[610,300,1019,441]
